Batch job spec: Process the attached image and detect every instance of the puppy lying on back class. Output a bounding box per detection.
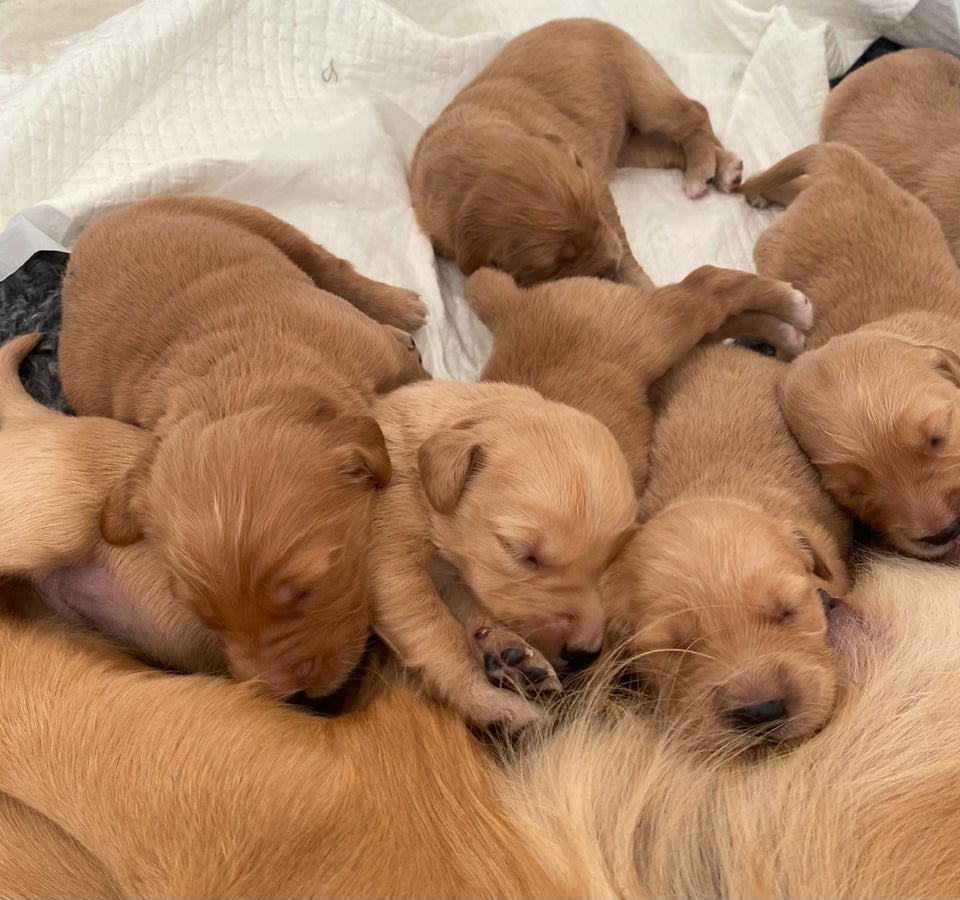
[465,265,812,494]
[369,380,638,728]
[603,344,850,752]
[409,18,742,288]
[59,194,428,699]
[821,48,960,264]
[740,143,960,559]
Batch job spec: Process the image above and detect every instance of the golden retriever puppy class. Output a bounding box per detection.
[409,18,742,287]
[601,343,850,753]
[465,265,813,493]
[0,591,569,899]
[0,332,153,576]
[59,194,429,699]
[740,142,960,558]
[506,556,960,898]
[821,48,960,263]
[369,379,638,729]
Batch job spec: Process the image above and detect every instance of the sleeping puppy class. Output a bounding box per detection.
[821,48,960,264]
[369,380,638,729]
[465,265,813,494]
[59,194,429,699]
[740,143,960,559]
[409,18,742,288]
[603,343,850,753]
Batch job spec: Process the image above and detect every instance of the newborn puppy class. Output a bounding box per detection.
[409,18,742,288]
[59,194,429,699]
[603,344,850,753]
[0,332,153,576]
[740,143,960,559]
[821,48,960,263]
[465,265,813,494]
[370,380,637,729]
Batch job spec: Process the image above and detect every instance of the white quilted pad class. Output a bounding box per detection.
[1,0,959,380]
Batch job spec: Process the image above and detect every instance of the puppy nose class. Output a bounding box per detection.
[919,518,960,546]
[729,698,788,731]
[560,644,602,670]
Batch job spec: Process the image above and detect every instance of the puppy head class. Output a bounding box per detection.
[781,332,960,558]
[418,400,637,669]
[102,409,389,697]
[454,133,622,285]
[603,500,839,754]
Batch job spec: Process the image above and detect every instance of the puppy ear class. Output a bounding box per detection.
[336,416,391,488]
[789,527,835,582]
[101,439,158,546]
[417,423,483,514]
[454,186,497,276]
[923,344,960,388]
[541,133,582,167]
[463,267,521,327]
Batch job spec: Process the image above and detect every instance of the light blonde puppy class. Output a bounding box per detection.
[740,142,960,558]
[821,48,960,263]
[410,18,741,288]
[601,343,850,753]
[369,380,637,729]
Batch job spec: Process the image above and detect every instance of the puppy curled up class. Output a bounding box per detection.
[409,17,742,288]
[57,193,429,699]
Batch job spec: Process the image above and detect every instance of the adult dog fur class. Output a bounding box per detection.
[740,143,960,558]
[465,265,812,494]
[59,194,428,699]
[409,18,742,288]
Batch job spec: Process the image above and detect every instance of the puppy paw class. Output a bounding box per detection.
[462,682,545,731]
[715,150,743,193]
[745,193,775,209]
[474,624,562,700]
[684,175,710,200]
[768,319,807,360]
[782,288,813,332]
[386,288,428,333]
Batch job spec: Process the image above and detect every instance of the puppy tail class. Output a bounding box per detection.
[0,333,45,426]
[738,143,866,205]
[464,267,521,328]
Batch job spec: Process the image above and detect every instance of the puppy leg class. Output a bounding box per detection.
[708,312,807,360]
[595,183,655,289]
[743,175,811,209]
[617,131,686,169]
[371,537,543,729]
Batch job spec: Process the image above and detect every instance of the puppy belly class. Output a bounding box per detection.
[37,563,135,634]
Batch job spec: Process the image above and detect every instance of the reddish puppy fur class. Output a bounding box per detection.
[603,344,850,753]
[409,18,742,288]
[369,380,637,729]
[821,48,960,264]
[59,194,429,698]
[741,142,960,559]
[466,265,813,495]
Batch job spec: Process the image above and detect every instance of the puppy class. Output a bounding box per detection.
[821,48,960,263]
[409,18,742,287]
[602,344,850,753]
[0,332,153,576]
[369,380,637,729]
[465,265,813,494]
[59,194,429,699]
[740,143,960,558]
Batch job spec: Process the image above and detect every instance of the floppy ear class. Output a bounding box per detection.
[541,132,582,167]
[336,416,391,488]
[789,527,835,582]
[417,423,483,514]
[453,186,497,276]
[923,344,960,388]
[101,439,158,546]
[463,267,521,328]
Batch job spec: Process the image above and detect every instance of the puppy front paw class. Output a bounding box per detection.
[474,624,562,700]
[386,287,428,333]
[715,149,743,193]
[461,682,545,731]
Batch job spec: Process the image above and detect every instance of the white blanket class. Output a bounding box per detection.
[1,0,958,380]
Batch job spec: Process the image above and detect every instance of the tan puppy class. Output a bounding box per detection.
[821,48,960,263]
[59,194,428,699]
[740,142,960,558]
[369,379,637,728]
[465,265,813,493]
[0,333,153,577]
[409,18,742,287]
[602,344,850,753]
[0,592,569,899]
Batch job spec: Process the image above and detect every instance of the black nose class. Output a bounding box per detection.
[919,518,960,546]
[729,698,788,731]
[560,644,601,670]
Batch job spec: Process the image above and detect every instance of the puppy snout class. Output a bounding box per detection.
[729,697,789,731]
[559,644,602,670]
[918,517,960,546]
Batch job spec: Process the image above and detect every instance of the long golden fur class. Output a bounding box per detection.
[465,264,813,494]
[601,343,851,752]
[369,379,637,728]
[740,142,960,558]
[58,194,428,699]
[409,18,741,287]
